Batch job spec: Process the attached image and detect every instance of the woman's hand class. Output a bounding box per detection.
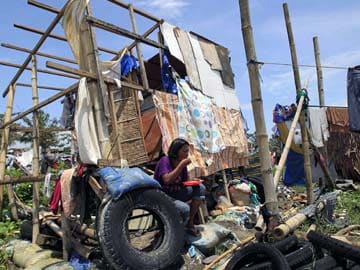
[179,158,191,168]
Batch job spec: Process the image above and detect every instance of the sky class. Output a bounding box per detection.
[1,0,360,134]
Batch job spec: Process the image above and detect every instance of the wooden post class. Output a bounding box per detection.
[7,184,18,221]
[0,84,16,220]
[313,37,325,106]
[31,55,40,243]
[283,3,314,204]
[239,0,278,214]
[129,4,150,91]
[79,3,112,158]
[222,170,231,202]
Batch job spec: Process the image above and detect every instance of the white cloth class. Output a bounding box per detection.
[75,78,102,164]
[62,0,89,62]
[43,173,52,198]
[285,120,302,145]
[101,58,122,88]
[308,107,330,147]
[188,33,240,110]
[160,22,184,63]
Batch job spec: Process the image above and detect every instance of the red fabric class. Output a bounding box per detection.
[49,179,62,214]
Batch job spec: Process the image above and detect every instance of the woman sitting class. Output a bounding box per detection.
[154,138,205,236]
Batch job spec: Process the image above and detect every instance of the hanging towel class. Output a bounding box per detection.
[347,67,360,132]
[75,78,102,164]
[308,107,330,147]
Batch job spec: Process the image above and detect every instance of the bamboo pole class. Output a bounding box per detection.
[79,3,111,159]
[222,170,231,202]
[129,4,150,91]
[274,95,305,187]
[1,43,77,65]
[0,60,79,79]
[203,235,255,270]
[0,82,78,129]
[313,37,325,106]
[0,175,56,185]
[283,3,313,204]
[31,55,40,243]
[7,184,18,221]
[16,83,64,91]
[107,0,161,22]
[13,23,119,56]
[313,36,330,187]
[0,84,16,220]
[2,1,69,98]
[239,0,278,214]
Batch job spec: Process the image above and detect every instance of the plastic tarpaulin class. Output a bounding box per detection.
[284,150,305,186]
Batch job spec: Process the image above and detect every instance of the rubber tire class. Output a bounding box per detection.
[97,188,185,270]
[225,243,290,270]
[307,231,360,264]
[244,242,315,270]
[313,256,338,270]
[272,235,299,254]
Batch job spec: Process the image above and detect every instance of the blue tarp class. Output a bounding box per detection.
[97,167,161,200]
[284,150,305,186]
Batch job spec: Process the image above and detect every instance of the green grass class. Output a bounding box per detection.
[298,189,360,235]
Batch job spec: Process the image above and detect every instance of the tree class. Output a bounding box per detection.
[19,110,60,152]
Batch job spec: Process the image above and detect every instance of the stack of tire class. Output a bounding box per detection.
[225,231,360,270]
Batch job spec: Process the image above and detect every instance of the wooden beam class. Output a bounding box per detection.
[0,82,78,129]
[127,21,163,51]
[87,16,166,49]
[0,60,79,79]
[17,83,64,91]
[14,23,119,56]
[313,36,325,106]
[9,126,72,132]
[1,43,77,65]
[239,0,278,214]
[107,0,161,22]
[1,175,56,185]
[2,1,69,98]
[283,3,313,204]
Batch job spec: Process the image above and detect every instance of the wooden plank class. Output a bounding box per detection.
[28,0,59,14]
[1,175,56,185]
[2,1,69,98]
[88,176,105,200]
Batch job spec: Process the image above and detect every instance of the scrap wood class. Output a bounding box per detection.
[203,235,255,270]
[335,225,360,236]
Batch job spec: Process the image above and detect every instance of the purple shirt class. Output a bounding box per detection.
[154,156,188,194]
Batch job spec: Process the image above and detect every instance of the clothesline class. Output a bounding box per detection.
[308,105,348,109]
[254,60,349,70]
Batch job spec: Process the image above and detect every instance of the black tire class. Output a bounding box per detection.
[307,231,360,264]
[272,235,299,254]
[97,188,184,270]
[313,256,338,270]
[225,243,290,270]
[245,242,315,270]
[20,220,33,240]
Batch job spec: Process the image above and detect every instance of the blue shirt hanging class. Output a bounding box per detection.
[161,50,178,94]
[121,54,139,77]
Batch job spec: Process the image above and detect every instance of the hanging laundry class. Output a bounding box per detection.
[60,94,75,129]
[49,178,62,214]
[74,78,102,165]
[121,54,139,77]
[161,50,178,94]
[174,28,202,90]
[177,79,224,153]
[308,107,330,147]
[347,67,360,132]
[326,107,349,133]
[284,150,305,186]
